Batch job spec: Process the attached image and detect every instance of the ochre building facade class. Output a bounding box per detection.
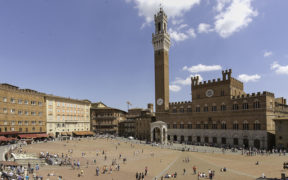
[90,102,126,135]
[152,9,288,149]
[45,95,91,137]
[0,84,46,134]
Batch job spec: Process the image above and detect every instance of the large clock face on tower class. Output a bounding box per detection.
[206,89,214,97]
[157,98,164,106]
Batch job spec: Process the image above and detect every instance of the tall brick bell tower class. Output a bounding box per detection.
[152,8,171,113]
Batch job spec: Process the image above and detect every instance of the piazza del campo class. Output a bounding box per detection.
[0,2,288,180]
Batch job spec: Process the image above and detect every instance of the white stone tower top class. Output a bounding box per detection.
[152,8,171,52]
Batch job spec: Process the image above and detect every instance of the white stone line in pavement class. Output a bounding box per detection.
[192,154,258,179]
[153,155,180,180]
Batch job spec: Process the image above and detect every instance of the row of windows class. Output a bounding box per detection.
[167,135,261,148]
[2,120,44,125]
[0,127,43,132]
[167,122,261,130]
[56,123,87,128]
[2,97,42,106]
[53,101,87,109]
[172,102,261,113]
[49,109,86,114]
[1,108,43,116]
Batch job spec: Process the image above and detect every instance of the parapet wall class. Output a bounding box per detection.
[169,101,192,106]
[231,91,275,100]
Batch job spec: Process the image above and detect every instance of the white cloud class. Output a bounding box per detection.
[169,28,196,42]
[187,28,197,38]
[214,0,258,38]
[172,19,184,25]
[177,24,188,30]
[264,51,272,58]
[169,29,189,42]
[125,0,200,27]
[183,64,222,73]
[237,74,261,82]
[198,23,214,33]
[271,62,288,75]
[172,74,203,86]
[169,85,181,92]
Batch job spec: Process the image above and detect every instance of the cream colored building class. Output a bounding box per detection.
[45,95,91,137]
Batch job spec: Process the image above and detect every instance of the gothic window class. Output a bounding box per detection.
[233,121,239,130]
[172,107,177,113]
[243,102,249,110]
[243,121,249,130]
[253,100,260,109]
[221,121,227,129]
[204,105,209,112]
[232,102,239,110]
[196,106,201,112]
[221,90,225,96]
[212,105,217,112]
[212,123,218,129]
[204,123,209,129]
[221,104,226,111]
[253,120,261,130]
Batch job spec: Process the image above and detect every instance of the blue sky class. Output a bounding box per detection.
[0,0,287,111]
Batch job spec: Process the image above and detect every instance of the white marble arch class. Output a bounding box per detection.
[150,121,168,144]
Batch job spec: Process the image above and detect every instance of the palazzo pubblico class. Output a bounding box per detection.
[151,8,288,149]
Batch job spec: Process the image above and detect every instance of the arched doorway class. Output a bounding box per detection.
[243,139,249,149]
[254,139,260,149]
[153,127,161,142]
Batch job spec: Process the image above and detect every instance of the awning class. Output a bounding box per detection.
[73,131,94,136]
[0,136,17,142]
[67,132,72,136]
[48,133,54,137]
[0,136,9,141]
[18,134,48,139]
[61,132,67,136]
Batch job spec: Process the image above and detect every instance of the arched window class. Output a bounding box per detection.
[253,100,260,109]
[204,122,209,129]
[180,122,184,129]
[221,121,227,129]
[253,120,261,130]
[233,121,239,130]
[243,100,249,110]
[196,105,201,112]
[173,123,177,129]
[196,122,201,129]
[212,121,217,129]
[187,105,192,112]
[172,107,177,113]
[221,103,226,111]
[243,121,249,130]
[212,103,217,112]
[232,101,239,110]
[204,104,209,112]
[158,22,161,32]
